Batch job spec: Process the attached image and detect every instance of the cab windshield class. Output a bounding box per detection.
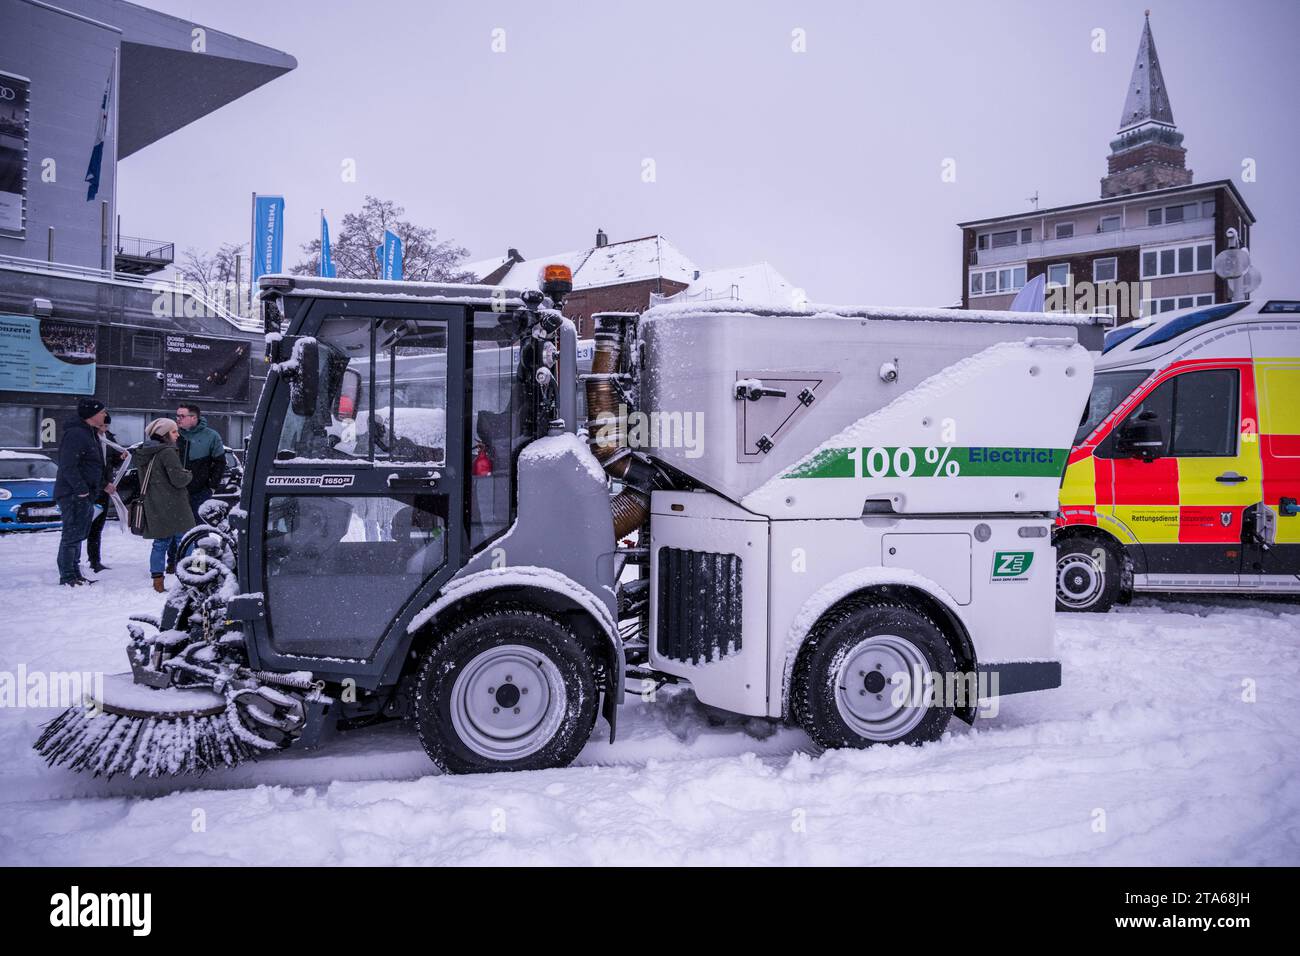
[1075,370,1150,444]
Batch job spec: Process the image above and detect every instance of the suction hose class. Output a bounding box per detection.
[585,320,650,538]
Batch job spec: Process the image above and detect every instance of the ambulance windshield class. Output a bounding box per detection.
[1075,370,1150,444]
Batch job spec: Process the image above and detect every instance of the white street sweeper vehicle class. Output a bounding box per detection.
[36,266,1102,776]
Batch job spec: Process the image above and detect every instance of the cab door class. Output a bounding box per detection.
[245,299,467,679]
[1101,363,1256,584]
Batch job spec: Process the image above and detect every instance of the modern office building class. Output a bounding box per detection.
[957,14,1256,321]
[0,0,294,450]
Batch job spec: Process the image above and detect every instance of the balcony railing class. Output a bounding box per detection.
[114,235,175,275]
[971,218,1213,267]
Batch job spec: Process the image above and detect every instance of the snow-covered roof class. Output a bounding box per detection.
[575,236,697,290]
[459,255,513,281]
[657,261,796,307]
[496,249,592,291]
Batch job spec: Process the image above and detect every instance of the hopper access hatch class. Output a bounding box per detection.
[735,369,840,461]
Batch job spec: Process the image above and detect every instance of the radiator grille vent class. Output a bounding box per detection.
[656,547,743,664]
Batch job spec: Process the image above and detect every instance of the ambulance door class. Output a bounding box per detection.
[1245,341,1300,584]
[1102,364,1254,584]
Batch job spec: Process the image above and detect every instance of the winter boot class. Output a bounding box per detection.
[152,574,165,593]
[165,562,176,575]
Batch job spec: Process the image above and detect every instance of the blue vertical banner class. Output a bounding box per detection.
[251,194,285,285]
[375,230,403,280]
[319,210,336,278]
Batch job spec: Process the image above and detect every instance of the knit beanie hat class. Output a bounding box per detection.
[77,398,105,420]
[146,417,178,439]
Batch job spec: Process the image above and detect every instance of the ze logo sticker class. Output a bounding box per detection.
[991,550,1034,582]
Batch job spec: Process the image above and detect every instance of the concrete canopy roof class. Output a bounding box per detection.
[57,0,296,158]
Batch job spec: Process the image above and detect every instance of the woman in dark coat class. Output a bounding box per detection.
[130,418,196,592]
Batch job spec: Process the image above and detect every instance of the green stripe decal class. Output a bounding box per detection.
[782,446,1069,480]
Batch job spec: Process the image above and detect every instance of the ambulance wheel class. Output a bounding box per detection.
[791,601,955,750]
[414,609,598,774]
[1054,537,1120,613]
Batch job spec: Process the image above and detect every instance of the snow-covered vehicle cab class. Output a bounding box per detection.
[1055,296,1300,611]
[36,271,1104,778]
[0,450,61,531]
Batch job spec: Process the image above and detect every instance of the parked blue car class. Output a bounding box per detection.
[0,450,62,531]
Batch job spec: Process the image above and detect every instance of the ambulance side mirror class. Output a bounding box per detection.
[1116,411,1164,461]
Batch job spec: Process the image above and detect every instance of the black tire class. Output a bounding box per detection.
[791,600,956,750]
[414,608,598,774]
[1054,535,1121,613]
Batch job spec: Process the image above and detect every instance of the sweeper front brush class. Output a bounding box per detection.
[34,674,257,778]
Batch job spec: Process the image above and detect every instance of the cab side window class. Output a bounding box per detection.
[1169,369,1238,457]
[1099,368,1238,459]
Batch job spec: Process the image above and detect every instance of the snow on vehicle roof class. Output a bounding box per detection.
[492,236,698,293]
[0,450,49,460]
[267,274,527,306]
[641,299,1104,326]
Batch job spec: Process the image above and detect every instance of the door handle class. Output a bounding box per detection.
[735,379,787,401]
[386,472,441,490]
[1215,472,1248,483]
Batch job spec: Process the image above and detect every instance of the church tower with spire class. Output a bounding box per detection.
[1100,12,1194,197]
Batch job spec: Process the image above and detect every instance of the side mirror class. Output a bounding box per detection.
[289,339,320,417]
[1116,412,1164,461]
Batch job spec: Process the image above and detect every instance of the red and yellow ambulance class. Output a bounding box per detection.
[1055,297,1300,611]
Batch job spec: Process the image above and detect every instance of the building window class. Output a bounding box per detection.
[1093,257,1118,283]
[132,333,162,362]
[1047,263,1070,287]
[976,234,989,251]
[1141,242,1215,278]
[1146,200,1212,227]
[0,406,37,447]
[1141,293,1215,317]
[1202,199,1215,218]
[1099,215,1121,233]
[1054,222,1074,240]
[1020,227,1032,244]
[968,265,1027,297]
[991,229,1018,249]
[1147,208,1163,226]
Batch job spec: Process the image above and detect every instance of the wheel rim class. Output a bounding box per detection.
[834,634,930,741]
[449,644,566,761]
[1057,552,1104,609]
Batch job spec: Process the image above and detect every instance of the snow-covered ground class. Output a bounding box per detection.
[1,528,1297,865]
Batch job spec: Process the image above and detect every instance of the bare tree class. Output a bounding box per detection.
[175,242,247,303]
[292,195,476,282]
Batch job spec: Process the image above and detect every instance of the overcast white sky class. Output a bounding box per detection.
[118,0,1300,305]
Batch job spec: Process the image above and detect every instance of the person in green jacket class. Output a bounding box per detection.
[131,418,196,592]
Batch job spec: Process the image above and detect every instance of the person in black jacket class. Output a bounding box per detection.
[85,413,126,573]
[53,398,113,586]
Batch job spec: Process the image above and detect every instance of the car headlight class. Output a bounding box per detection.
[0,488,11,500]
